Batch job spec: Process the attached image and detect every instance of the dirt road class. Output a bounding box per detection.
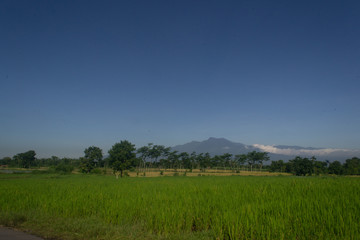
[0,227,44,240]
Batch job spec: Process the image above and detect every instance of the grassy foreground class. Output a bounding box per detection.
[0,174,359,240]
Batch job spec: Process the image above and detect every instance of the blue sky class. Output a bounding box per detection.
[1,0,359,158]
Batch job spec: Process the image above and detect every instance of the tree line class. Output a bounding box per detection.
[1,140,359,176]
[269,157,360,176]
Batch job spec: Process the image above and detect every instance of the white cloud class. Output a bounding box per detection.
[252,144,350,156]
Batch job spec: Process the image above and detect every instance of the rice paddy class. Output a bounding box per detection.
[0,174,359,239]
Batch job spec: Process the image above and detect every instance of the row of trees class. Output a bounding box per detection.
[1,140,359,177]
[136,143,270,172]
[78,142,271,177]
[270,157,360,176]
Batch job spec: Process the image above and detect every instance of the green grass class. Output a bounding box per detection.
[0,174,359,239]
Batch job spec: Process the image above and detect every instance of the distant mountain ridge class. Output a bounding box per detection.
[172,137,254,156]
[172,137,360,162]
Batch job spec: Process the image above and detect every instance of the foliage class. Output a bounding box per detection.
[269,160,285,172]
[289,156,314,176]
[90,168,103,174]
[0,157,12,166]
[13,150,36,168]
[0,175,359,239]
[53,163,74,174]
[328,161,343,175]
[313,160,328,175]
[246,151,269,171]
[343,157,360,175]
[5,143,360,177]
[80,146,103,173]
[108,140,137,177]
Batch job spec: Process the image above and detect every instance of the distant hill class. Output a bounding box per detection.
[172,137,360,162]
[172,137,255,156]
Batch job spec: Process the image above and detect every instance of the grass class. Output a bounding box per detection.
[112,168,291,177]
[0,174,359,239]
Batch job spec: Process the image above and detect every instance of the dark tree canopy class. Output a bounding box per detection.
[246,151,269,171]
[290,156,314,176]
[108,140,137,178]
[328,161,343,175]
[343,157,360,175]
[80,146,103,173]
[14,150,36,168]
[84,146,103,164]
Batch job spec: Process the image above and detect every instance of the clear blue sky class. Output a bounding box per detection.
[1,0,359,158]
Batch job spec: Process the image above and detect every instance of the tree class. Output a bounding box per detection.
[85,146,103,166]
[149,145,170,168]
[81,146,103,173]
[343,157,360,175]
[0,157,11,166]
[313,160,327,175]
[235,154,247,168]
[179,152,191,170]
[257,152,270,172]
[168,151,179,170]
[269,160,285,172]
[14,150,36,168]
[108,140,137,178]
[198,153,211,171]
[246,151,268,171]
[220,153,233,170]
[328,161,343,175]
[137,143,152,172]
[190,152,198,170]
[290,156,314,176]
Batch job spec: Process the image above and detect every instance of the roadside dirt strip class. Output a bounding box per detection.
[0,227,44,240]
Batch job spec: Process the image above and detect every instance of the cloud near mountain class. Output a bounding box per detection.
[172,137,360,162]
[252,144,347,156]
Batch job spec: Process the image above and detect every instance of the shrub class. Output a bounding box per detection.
[91,168,102,174]
[53,163,74,174]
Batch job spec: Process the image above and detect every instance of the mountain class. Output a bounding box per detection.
[172,137,255,156]
[172,137,360,162]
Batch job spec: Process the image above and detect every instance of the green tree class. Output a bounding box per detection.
[220,153,233,170]
[0,157,11,166]
[150,145,169,168]
[137,143,152,172]
[343,157,360,175]
[235,154,247,170]
[14,150,36,168]
[81,146,103,173]
[198,153,211,171]
[168,151,179,170]
[313,160,327,175]
[108,140,137,178]
[257,152,270,172]
[190,152,198,170]
[328,161,343,175]
[85,146,103,167]
[290,156,314,176]
[179,152,191,170]
[269,160,285,172]
[246,151,268,171]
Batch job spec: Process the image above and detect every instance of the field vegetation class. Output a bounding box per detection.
[1,140,359,177]
[1,140,359,239]
[0,174,359,240]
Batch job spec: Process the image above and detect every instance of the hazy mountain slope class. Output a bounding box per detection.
[172,137,360,162]
[172,137,255,156]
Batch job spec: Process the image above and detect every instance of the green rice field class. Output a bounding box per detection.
[0,174,359,239]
